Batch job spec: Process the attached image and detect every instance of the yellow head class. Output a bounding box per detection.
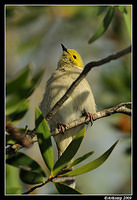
[58,44,84,70]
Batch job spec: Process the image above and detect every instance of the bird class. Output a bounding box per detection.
[39,44,96,188]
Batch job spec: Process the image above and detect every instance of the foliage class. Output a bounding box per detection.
[6,65,45,123]
[7,106,120,194]
[6,65,45,193]
[6,5,131,194]
[88,6,131,43]
[88,6,115,44]
[6,67,120,194]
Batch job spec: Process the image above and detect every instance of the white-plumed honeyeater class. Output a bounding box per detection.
[39,44,96,188]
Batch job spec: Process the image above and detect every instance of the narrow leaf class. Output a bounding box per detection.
[53,128,86,176]
[31,67,45,86]
[6,164,22,194]
[123,10,131,40]
[66,151,94,169]
[6,186,22,194]
[7,100,29,123]
[6,83,33,115]
[6,67,45,115]
[54,182,82,194]
[6,99,25,116]
[97,6,108,16]
[60,139,120,177]
[88,6,115,44]
[6,134,16,145]
[6,151,46,177]
[19,168,44,184]
[117,6,131,40]
[35,107,54,172]
[6,65,30,96]
[117,6,127,13]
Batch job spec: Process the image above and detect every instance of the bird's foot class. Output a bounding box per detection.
[57,123,68,134]
[86,112,94,126]
[82,111,94,126]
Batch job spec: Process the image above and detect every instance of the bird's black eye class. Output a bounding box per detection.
[73,55,77,59]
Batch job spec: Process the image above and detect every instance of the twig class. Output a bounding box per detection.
[22,182,46,194]
[21,101,131,194]
[45,45,131,122]
[51,102,132,136]
[6,46,131,154]
[12,45,131,141]
[22,177,54,194]
[24,45,131,135]
[6,102,131,154]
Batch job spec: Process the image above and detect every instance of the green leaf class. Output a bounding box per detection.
[88,6,115,44]
[6,164,22,194]
[53,128,86,176]
[6,151,46,177]
[97,6,108,16]
[60,139,120,177]
[123,10,132,40]
[6,134,16,145]
[7,100,30,123]
[19,168,44,184]
[31,66,45,86]
[54,182,82,194]
[117,6,127,13]
[66,151,94,169]
[6,67,45,115]
[6,84,33,116]
[117,6,131,40]
[35,107,54,172]
[6,65,30,96]
[6,186,22,194]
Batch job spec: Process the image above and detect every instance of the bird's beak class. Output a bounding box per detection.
[61,44,69,53]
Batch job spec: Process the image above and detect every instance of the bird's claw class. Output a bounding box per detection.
[83,111,93,126]
[86,112,93,126]
[57,123,68,134]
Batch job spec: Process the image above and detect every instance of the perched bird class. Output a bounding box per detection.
[39,44,96,188]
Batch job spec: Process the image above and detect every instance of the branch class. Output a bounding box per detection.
[6,133,37,154]
[45,45,131,122]
[22,176,54,194]
[21,101,131,195]
[22,182,46,194]
[6,46,131,154]
[6,102,131,154]
[51,102,132,136]
[6,122,31,148]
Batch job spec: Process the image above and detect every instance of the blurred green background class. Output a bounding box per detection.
[6,5,132,194]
